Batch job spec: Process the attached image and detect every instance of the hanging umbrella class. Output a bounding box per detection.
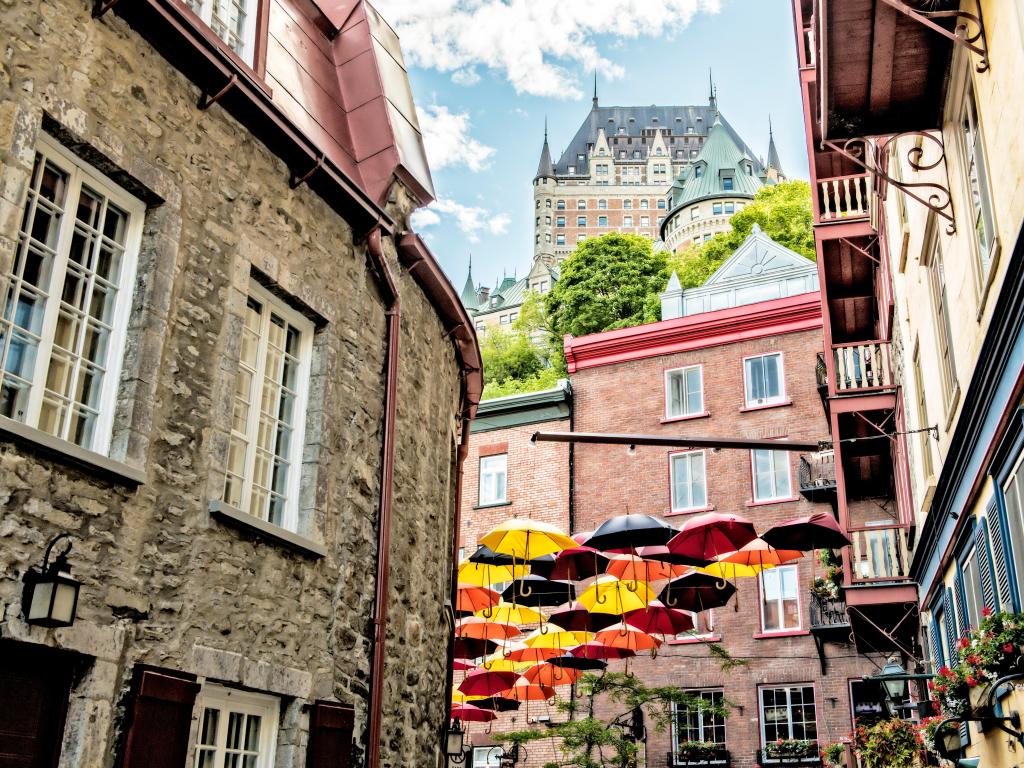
[548,602,621,632]
[571,531,593,545]
[477,602,546,626]
[718,538,804,569]
[503,679,556,702]
[550,546,610,581]
[623,600,695,636]
[659,572,737,612]
[667,512,758,561]
[453,659,476,671]
[761,512,852,551]
[522,624,593,650]
[455,616,521,642]
[569,642,637,660]
[636,545,710,568]
[451,703,496,723]
[459,668,521,697]
[458,561,527,587]
[523,663,582,687]
[457,584,501,614]
[578,575,655,615]
[584,514,676,552]
[452,691,486,705]
[697,561,765,580]
[503,644,564,663]
[607,554,686,583]
[481,519,577,560]
[501,576,575,607]
[549,653,607,671]
[454,637,497,659]
[472,696,521,712]
[593,624,663,652]
[481,657,533,674]
[469,545,515,565]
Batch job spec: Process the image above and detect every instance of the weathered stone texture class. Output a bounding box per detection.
[0,1,463,766]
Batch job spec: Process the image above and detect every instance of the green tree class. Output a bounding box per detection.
[669,180,814,290]
[545,233,669,341]
[479,327,544,387]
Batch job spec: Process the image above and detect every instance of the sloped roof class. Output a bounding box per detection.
[666,116,764,211]
[536,131,555,179]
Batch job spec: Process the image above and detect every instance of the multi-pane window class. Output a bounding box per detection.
[556,234,566,245]
[752,450,791,502]
[1002,452,1024,604]
[671,451,707,512]
[658,199,666,209]
[556,216,565,227]
[760,686,816,745]
[665,366,703,418]
[913,347,934,479]
[557,200,565,210]
[725,203,735,214]
[624,216,633,226]
[473,747,502,767]
[961,548,983,627]
[624,200,633,210]
[959,77,996,284]
[925,236,957,398]
[0,138,143,454]
[598,216,608,227]
[598,200,608,210]
[545,199,551,208]
[673,690,726,752]
[761,565,800,632]
[577,200,586,210]
[577,216,587,227]
[722,177,734,191]
[640,216,650,227]
[690,207,699,220]
[194,686,279,768]
[713,203,723,215]
[744,353,785,406]
[184,0,258,64]
[223,281,313,532]
[479,454,507,505]
[640,200,649,210]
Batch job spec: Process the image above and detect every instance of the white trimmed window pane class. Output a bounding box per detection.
[744,353,784,406]
[671,452,706,512]
[761,565,800,631]
[673,690,726,752]
[479,454,508,505]
[194,685,278,768]
[961,81,996,276]
[187,0,258,64]
[667,366,703,418]
[753,450,790,501]
[760,686,816,745]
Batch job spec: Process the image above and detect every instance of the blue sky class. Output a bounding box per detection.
[379,0,808,290]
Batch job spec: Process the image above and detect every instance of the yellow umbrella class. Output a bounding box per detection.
[451,691,486,704]
[522,624,593,650]
[698,561,766,579]
[481,654,534,673]
[481,519,577,560]
[458,560,527,586]
[578,576,655,615]
[477,602,546,626]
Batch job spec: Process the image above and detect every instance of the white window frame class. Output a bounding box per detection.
[759,564,801,633]
[623,215,633,226]
[223,279,314,533]
[473,747,503,767]
[664,365,704,419]
[1002,450,1024,604]
[670,450,707,513]
[193,684,280,768]
[743,352,786,407]
[184,0,260,65]
[640,216,650,227]
[672,690,726,753]
[1,136,144,456]
[759,685,817,746]
[955,73,998,292]
[751,449,792,502]
[478,453,508,506]
[960,547,983,628]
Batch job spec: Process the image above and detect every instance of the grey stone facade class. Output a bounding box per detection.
[0,1,469,766]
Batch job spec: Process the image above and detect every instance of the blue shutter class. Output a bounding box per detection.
[954,571,969,634]
[929,619,943,670]
[943,589,958,663]
[988,500,1015,610]
[977,517,998,612]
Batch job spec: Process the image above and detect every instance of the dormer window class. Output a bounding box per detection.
[722,177,734,191]
[745,162,754,176]
[695,166,704,178]
[577,154,586,164]
[686,127,695,134]
[599,148,606,155]
[568,166,575,174]
[618,127,626,135]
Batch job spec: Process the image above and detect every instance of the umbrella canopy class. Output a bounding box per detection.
[468,545,515,566]
[481,519,577,560]
[578,575,655,615]
[522,624,593,650]
[636,545,710,568]
[477,602,546,626]
[457,584,501,614]
[453,659,476,671]
[459,668,521,697]
[455,616,521,642]
[550,547,610,581]
[503,679,556,702]
[503,644,563,663]
[593,624,663,651]
[458,561,527,586]
[659,572,737,613]
[607,554,686,583]
[451,703,496,722]
[454,637,497,659]
[548,653,608,671]
[528,554,557,579]
[471,696,521,712]
[761,512,852,551]
[501,576,575,607]
[548,602,621,632]
[698,561,765,580]
[623,600,695,636]
[570,642,637,660]
[481,657,533,674]
[451,691,485,704]
[719,538,803,568]
[585,514,676,552]
[668,512,758,560]
[523,663,582,687]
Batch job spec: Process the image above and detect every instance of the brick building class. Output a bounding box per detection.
[0,1,481,767]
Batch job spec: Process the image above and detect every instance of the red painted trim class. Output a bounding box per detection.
[739,400,793,413]
[660,412,711,424]
[753,630,811,639]
[563,292,822,373]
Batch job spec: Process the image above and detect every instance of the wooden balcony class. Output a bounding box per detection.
[816,174,870,223]
[847,525,910,584]
[832,341,893,393]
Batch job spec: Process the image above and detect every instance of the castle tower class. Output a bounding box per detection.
[765,117,785,183]
[533,119,557,264]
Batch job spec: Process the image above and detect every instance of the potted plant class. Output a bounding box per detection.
[820,742,847,768]
[810,576,840,601]
[764,738,817,761]
[852,718,923,768]
[676,740,726,764]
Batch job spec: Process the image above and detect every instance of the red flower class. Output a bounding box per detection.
[928,680,935,690]
[982,606,993,617]
[966,654,981,665]
[938,665,952,676]
[966,676,978,687]
[1005,643,1015,653]
[958,636,971,650]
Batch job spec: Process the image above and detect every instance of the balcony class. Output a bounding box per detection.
[668,747,730,767]
[832,341,893,393]
[847,525,910,584]
[798,451,837,504]
[809,594,849,631]
[816,174,871,223]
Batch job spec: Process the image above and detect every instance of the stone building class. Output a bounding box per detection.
[0,1,481,767]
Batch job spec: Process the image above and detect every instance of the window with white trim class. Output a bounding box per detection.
[675,609,714,639]
[479,454,507,505]
[640,216,650,227]
[473,747,503,767]
[958,76,996,286]
[760,564,800,632]
[624,216,633,226]
[665,366,703,418]
[673,690,725,752]
[222,280,314,532]
[0,137,143,454]
[577,216,587,227]
[184,0,259,65]
[1002,451,1024,604]
[752,449,791,502]
[194,685,279,768]
[961,547,983,628]
[671,450,706,512]
[760,686,816,745]
[743,352,784,406]
[577,200,586,210]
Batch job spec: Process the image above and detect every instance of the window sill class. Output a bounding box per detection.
[473,500,513,511]
[667,635,721,645]
[661,412,711,424]
[209,500,326,558]
[746,497,800,508]
[665,505,716,518]
[739,400,792,413]
[753,629,809,639]
[0,415,146,484]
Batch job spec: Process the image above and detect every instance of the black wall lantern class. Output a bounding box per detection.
[446,718,467,764]
[22,534,81,628]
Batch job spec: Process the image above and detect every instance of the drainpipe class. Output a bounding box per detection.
[366,225,399,768]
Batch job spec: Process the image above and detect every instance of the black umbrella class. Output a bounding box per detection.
[528,554,557,579]
[472,696,521,712]
[636,544,711,568]
[469,545,515,566]
[548,653,608,671]
[453,637,497,659]
[585,514,676,552]
[502,576,575,607]
[548,601,621,632]
[761,512,852,552]
[659,572,736,613]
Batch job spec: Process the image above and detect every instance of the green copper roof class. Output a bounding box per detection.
[460,257,477,308]
[666,115,763,212]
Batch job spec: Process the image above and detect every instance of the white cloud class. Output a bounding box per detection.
[416,104,496,172]
[376,0,720,98]
[414,197,510,242]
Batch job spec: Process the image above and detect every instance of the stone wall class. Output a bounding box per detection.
[0,1,463,766]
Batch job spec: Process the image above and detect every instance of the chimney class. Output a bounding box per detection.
[477,286,490,305]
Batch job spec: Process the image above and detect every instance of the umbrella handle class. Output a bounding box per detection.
[665,592,677,608]
[624,659,633,678]
[503,646,512,659]
[715,577,728,590]
[596,589,609,605]
[574,683,585,699]
[624,578,639,593]
[482,605,494,620]
[486,720,493,735]
[650,646,658,660]
[618,623,629,638]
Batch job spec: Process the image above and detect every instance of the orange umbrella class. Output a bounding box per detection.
[718,538,803,568]
[457,584,500,613]
[594,624,663,652]
[607,554,686,582]
[524,663,582,687]
[504,644,563,663]
[503,679,556,702]
[455,616,520,642]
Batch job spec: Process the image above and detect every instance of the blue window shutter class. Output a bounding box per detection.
[988,500,1015,610]
[977,517,998,612]
[943,589,958,662]
[929,619,944,669]
[954,570,969,633]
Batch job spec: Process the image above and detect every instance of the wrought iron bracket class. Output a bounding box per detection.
[878,0,989,74]
[198,74,238,111]
[847,604,921,663]
[822,134,956,234]
[839,236,880,265]
[812,632,829,676]
[289,154,324,190]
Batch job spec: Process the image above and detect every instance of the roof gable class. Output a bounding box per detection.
[704,225,813,285]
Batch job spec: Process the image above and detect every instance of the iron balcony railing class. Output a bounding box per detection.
[799,451,836,491]
[809,594,849,630]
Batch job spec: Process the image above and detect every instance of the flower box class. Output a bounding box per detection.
[759,741,821,765]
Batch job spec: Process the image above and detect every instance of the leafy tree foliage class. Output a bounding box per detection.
[480,292,566,399]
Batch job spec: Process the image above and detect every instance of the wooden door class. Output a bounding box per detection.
[0,641,74,768]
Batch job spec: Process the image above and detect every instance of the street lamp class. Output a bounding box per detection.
[21,534,81,628]
[878,659,910,704]
[446,718,466,763]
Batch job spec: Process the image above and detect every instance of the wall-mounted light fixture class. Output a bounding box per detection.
[21,534,81,628]
[446,718,467,764]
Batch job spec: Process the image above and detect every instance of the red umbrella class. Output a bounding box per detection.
[636,545,710,568]
[548,601,621,632]
[624,600,695,636]
[659,571,737,612]
[571,531,593,545]
[451,703,497,722]
[457,584,500,613]
[453,659,476,671]
[550,546,610,581]
[459,668,521,697]
[761,512,852,551]
[667,512,757,560]
[569,642,636,660]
